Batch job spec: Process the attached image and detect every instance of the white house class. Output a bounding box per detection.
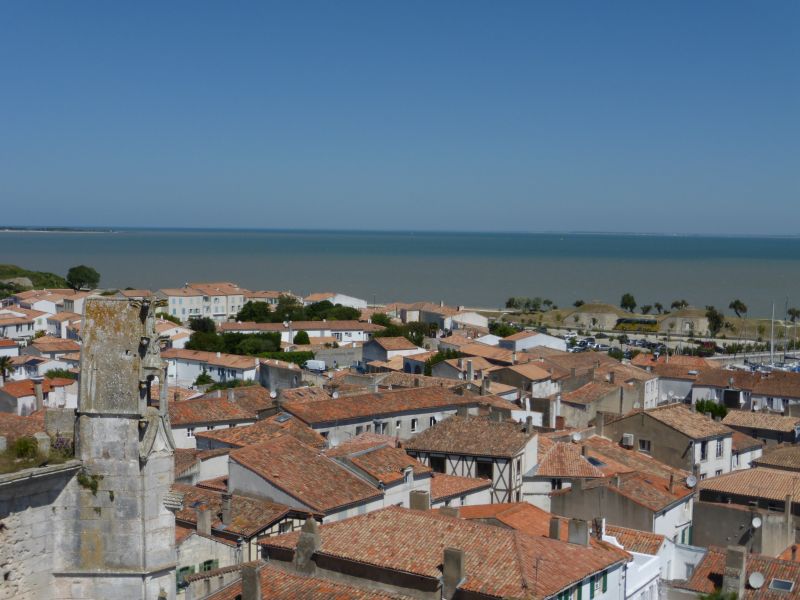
[304,292,367,310]
[218,320,384,344]
[161,348,259,387]
[499,330,567,352]
[0,339,19,358]
[0,306,46,339]
[362,336,427,364]
[0,377,78,415]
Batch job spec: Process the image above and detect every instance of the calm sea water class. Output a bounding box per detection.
[1,229,799,316]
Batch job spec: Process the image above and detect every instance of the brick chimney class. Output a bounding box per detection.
[721,546,746,598]
[568,519,590,546]
[221,492,232,525]
[293,518,321,574]
[442,547,465,600]
[241,563,261,600]
[197,506,211,536]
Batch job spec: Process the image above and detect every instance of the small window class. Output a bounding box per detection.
[639,439,651,453]
[278,521,292,534]
[395,419,401,432]
[207,425,215,431]
[699,473,706,480]
[715,439,723,458]
[201,559,219,572]
[700,441,708,461]
[476,460,493,480]
[186,427,195,438]
[411,418,418,432]
[769,579,795,592]
[715,469,722,477]
[429,455,446,473]
[355,425,363,436]
[429,416,437,427]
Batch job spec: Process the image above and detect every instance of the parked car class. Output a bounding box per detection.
[595,343,611,352]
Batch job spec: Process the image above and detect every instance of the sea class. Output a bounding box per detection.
[2,228,799,316]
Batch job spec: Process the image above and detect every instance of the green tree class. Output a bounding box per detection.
[699,591,737,600]
[293,330,310,344]
[194,372,214,386]
[490,321,520,338]
[695,399,727,419]
[370,312,391,326]
[236,301,273,323]
[787,307,800,322]
[728,299,747,319]
[573,300,585,307]
[620,293,637,312]
[0,355,12,383]
[45,368,78,380]
[671,299,689,310]
[65,265,100,290]
[189,317,216,333]
[705,306,725,336]
[641,305,652,315]
[654,302,664,314]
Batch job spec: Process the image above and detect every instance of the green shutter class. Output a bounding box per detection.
[602,571,607,593]
[577,583,582,600]
[589,576,595,599]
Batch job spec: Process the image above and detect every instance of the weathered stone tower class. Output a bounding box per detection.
[55,297,177,599]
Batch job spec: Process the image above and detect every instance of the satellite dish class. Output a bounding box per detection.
[748,572,765,589]
[269,391,277,399]
[685,475,697,488]
[332,391,339,399]
[751,516,762,529]
[571,432,582,443]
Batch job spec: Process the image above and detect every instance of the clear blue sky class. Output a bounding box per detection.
[1,1,797,234]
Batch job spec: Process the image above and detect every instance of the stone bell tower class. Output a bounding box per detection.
[57,297,178,599]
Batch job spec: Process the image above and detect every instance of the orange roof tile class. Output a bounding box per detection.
[723,410,800,433]
[405,415,535,459]
[194,412,326,449]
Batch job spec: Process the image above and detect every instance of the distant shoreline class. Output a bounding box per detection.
[0,227,115,234]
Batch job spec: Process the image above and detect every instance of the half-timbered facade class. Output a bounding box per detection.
[405,414,537,503]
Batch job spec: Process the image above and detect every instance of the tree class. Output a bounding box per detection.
[489,321,520,338]
[573,300,585,307]
[705,306,725,337]
[65,265,100,290]
[671,299,689,311]
[189,317,216,333]
[654,302,664,314]
[695,399,727,419]
[641,305,652,315]
[620,293,636,312]
[788,307,800,322]
[45,368,77,380]
[0,355,11,384]
[370,312,391,327]
[293,330,310,344]
[728,299,747,319]
[236,301,273,323]
[193,372,214,387]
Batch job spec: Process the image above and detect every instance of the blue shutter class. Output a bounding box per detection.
[602,571,608,593]
[590,576,595,599]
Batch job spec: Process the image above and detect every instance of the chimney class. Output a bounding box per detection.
[608,371,615,385]
[241,563,261,600]
[525,415,533,434]
[439,506,460,519]
[216,351,221,358]
[596,413,605,438]
[786,493,793,527]
[721,546,746,598]
[414,377,420,387]
[791,545,797,561]
[593,517,606,539]
[456,405,468,417]
[227,388,235,403]
[293,518,321,574]
[221,492,232,525]
[197,506,211,536]
[32,377,44,411]
[409,490,431,511]
[568,519,590,546]
[216,389,222,398]
[512,351,517,364]
[457,358,463,370]
[489,408,503,422]
[549,517,561,540]
[481,377,490,396]
[442,548,466,600]
[466,360,474,382]
[613,475,621,488]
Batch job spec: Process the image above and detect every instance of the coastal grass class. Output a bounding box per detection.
[0,263,68,289]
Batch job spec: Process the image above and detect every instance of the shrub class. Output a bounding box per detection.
[194,372,214,386]
[12,436,39,459]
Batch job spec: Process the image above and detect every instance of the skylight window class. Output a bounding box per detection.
[769,579,794,592]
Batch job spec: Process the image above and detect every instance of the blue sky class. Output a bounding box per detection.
[1,1,798,234]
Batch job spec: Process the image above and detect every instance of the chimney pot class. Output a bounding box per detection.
[197,506,211,536]
[669,474,675,494]
[221,492,232,525]
[293,518,321,574]
[442,548,466,599]
[409,490,431,511]
[721,546,746,598]
[241,563,261,600]
[568,518,590,546]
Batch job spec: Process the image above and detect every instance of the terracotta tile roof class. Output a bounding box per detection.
[197,475,229,492]
[279,386,332,403]
[161,348,257,370]
[0,410,45,442]
[639,404,732,440]
[648,363,702,381]
[283,387,517,427]
[175,524,195,545]
[188,282,247,296]
[401,350,438,363]
[370,371,459,389]
[230,435,382,513]
[441,356,495,372]
[219,320,384,333]
[731,430,764,453]
[631,353,717,369]
[30,336,81,353]
[149,384,200,404]
[459,342,515,364]
[503,330,542,341]
[245,290,285,300]
[324,433,399,456]
[504,361,554,381]
[559,382,619,406]
[429,472,491,502]
[159,287,203,297]
[437,334,477,349]
[580,435,692,483]
[371,336,420,351]
[697,467,800,503]
[173,483,309,538]
[169,396,256,427]
[753,445,800,472]
[327,441,432,485]
[208,562,412,600]
[602,471,694,512]
[258,357,301,371]
[694,369,759,391]
[262,506,629,599]
[0,377,76,399]
[194,412,327,449]
[404,415,535,459]
[0,338,17,348]
[532,442,605,478]
[777,544,800,562]
[174,448,231,477]
[674,546,800,598]
[723,410,800,433]
[604,525,665,555]
[752,371,800,399]
[45,311,80,322]
[196,385,276,414]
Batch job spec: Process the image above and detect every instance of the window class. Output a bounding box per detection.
[201,559,219,572]
[715,469,723,477]
[278,521,292,534]
[186,427,195,438]
[429,455,446,473]
[769,579,795,592]
[715,439,723,458]
[699,473,706,480]
[476,460,493,480]
[176,566,195,588]
[376,422,387,434]
[429,416,437,427]
[638,439,652,453]
[410,418,418,432]
[395,419,401,432]
[207,425,215,431]
[551,478,563,490]
[516,457,522,475]
[699,441,708,461]
[355,425,364,435]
